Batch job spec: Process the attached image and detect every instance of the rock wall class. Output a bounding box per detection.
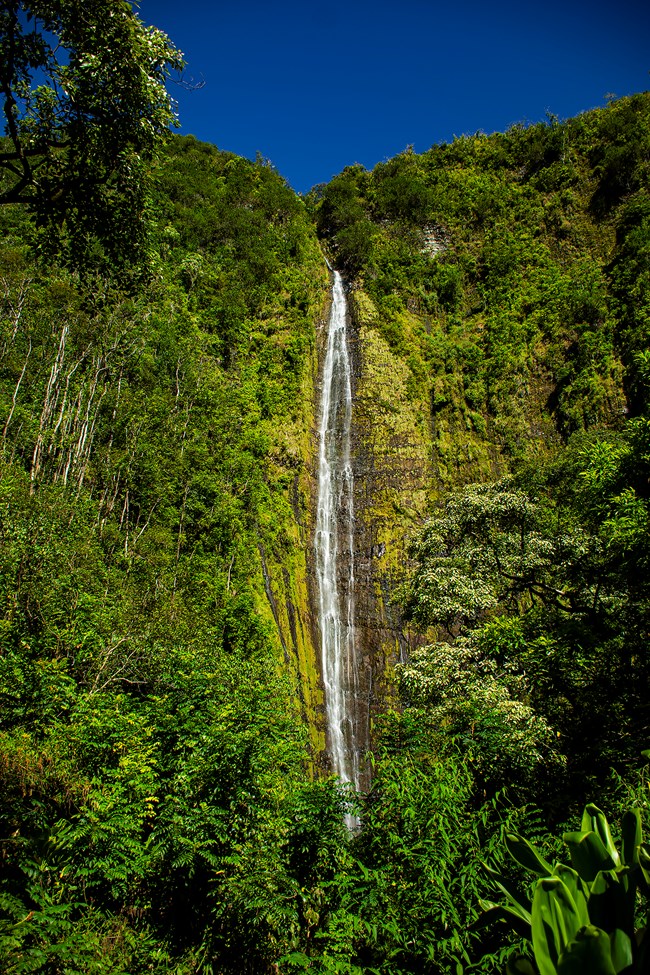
[259,270,562,785]
[345,284,437,786]
[251,274,329,767]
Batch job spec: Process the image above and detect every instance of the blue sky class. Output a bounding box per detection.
[138,0,649,193]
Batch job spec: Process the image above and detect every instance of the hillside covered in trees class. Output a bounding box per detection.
[1,4,650,972]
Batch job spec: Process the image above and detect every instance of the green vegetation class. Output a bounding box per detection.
[308,90,650,974]
[1,6,649,970]
[0,132,333,972]
[312,97,650,474]
[483,800,650,974]
[0,0,183,277]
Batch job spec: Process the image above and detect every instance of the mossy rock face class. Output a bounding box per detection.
[342,283,574,766]
[250,269,330,766]
[346,287,437,766]
[289,94,648,772]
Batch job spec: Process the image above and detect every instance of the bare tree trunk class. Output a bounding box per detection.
[0,274,31,358]
[31,321,69,489]
[2,336,31,447]
[173,482,191,592]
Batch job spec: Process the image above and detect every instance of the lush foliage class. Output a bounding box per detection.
[1,8,649,967]
[0,0,183,275]
[0,129,336,972]
[400,413,650,809]
[483,795,650,974]
[312,96,650,472]
[281,735,535,975]
[309,92,650,972]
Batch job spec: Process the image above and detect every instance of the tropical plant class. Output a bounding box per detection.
[481,800,650,974]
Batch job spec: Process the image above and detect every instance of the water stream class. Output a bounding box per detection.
[315,271,361,815]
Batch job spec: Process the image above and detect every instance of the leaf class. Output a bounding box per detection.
[580,806,620,866]
[620,809,642,867]
[588,869,632,935]
[476,900,532,936]
[562,830,616,882]
[639,843,650,889]
[531,876,585,975]
[609,928,633,973]
[556,925,617,975]
[551,865,589,927]
[279,951,313,968]
[482,864,532,920]
[506,958,537,975]
[505,832,554,877]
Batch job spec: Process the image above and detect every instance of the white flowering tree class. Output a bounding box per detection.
[402,480,592,633]
[397,480,589,791]
[397,622,564,789]
[399,447,650,799]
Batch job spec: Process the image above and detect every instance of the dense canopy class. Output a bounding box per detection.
[0,0,183,273]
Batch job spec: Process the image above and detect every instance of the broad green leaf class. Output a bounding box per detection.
[609,928,633,973]
[562,830,616,882]
[638,843,650,889]
[506,832,554,877]
[590,869,622,896]
[621,809,642,867]
[552,865,589,927]
[588,870,633,938]
[532,876,584,975]
[581,805,620,866]
[556,925,616,975]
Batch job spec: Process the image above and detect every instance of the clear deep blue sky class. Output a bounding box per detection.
[138,0,649,194]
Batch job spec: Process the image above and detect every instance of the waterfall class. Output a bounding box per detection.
[315,271,361,818]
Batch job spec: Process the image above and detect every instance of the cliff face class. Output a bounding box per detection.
[243,268,430,783]
[287,275,438,786]
[263,93,650,779]
[326,277,590,780]
[346,286,435,773]
[301,273,558,782]
[250,283,330,764]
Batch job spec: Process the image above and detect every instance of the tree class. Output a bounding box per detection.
[401,481,575,633]
[400,438,650,810]
[0,0,183,273]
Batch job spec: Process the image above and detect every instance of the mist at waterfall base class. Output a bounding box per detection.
[315,272,362,828]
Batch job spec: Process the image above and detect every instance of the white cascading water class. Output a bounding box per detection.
[315,271,360,817]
